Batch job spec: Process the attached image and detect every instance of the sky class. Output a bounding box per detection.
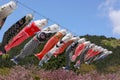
[0,0,120,42]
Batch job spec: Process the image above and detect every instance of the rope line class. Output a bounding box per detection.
[10,0,79,36]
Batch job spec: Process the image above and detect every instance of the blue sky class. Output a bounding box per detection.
[0,0,120,42]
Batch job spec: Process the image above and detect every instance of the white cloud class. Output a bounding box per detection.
[99,0,120,35]
[109,10,120,34]
[98,0,115,13]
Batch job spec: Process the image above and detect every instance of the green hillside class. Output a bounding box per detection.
[0,35,120,74]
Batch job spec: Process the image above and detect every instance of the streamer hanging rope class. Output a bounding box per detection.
[11,0,78,36]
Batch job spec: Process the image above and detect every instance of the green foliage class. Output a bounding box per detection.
[75,64,96,74]
[32,74,40,80]
[102,39,120,48]
[1,54,10,59]
[0,68,10,76]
